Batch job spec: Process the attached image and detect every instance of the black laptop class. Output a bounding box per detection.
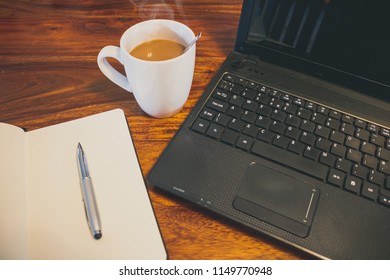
[148,0,390,259]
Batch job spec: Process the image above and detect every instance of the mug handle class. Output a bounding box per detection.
[97,46,132,92]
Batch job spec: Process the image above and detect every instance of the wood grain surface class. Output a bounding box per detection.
[0,0,313,259]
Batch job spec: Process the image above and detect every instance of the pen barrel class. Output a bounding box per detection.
[81,177,102,238]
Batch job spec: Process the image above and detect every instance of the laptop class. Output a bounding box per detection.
[148,0,390,259]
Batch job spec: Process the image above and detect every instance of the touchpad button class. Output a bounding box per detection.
[233,163,319,237]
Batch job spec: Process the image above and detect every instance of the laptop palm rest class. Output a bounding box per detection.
[233,163,320,238]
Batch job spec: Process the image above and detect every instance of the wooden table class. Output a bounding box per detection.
[0,0,312,259]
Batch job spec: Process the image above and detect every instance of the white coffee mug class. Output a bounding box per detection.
[97,19,196,118]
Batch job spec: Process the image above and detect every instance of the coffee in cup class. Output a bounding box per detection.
[130,39,185,61]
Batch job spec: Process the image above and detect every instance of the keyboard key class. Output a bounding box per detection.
[269,98,284,109]
[241,110,257,123]
[354,119,366,129]
[341,123,355,135]
[317,106,329,115]
[242,124,259,137]
[329,110,341,120]
[257,129,274,143]
[328,169,345,187]
[304,146,321,161]
[286,114,301,127]
[381,128,390,138]
[230,84,244,95]
[281,93,293,102]
[361,141,376,156]
[207,123,224,139]
[330,130,345,144]
[258,85,270,94]
[222,74,234,82]
[297,107,312,120]
[207,98,228,112]
[269,89,281,98]
[315,125,330,138]
[273,135,290,149]
[282,102,297,114]
[379,195,390,207]
[242,88,256,99]
[213,89,231,101]
[200,108,216,120]
[301,120,316,133]
[214,113,230,126]
[378,147,390,161]
[251,140,329,180]
[285,126,300,140]
[270,121,286,134]
[346,148,362,163]
[371,134,385,146]
[218,80,231,90]
[256,104,272,116]
[362,182,379,200]
[228,118,244,132]
[226,105,243,118]
[243,99,258,111]
[236,135,254,151]
[230,94,245,106]
[293,97,304,106]
[311,112,327,125]
[235,77,247,86]
[362,155,378,170]
[367,124,378,133]
[342,114,354,124]
[221,129,239,145]
[255,93,270,104]
[355,128,369,141]
[246,81,258,91]
[288,140,306,155]
[326,118,340,130]
[315,137,332,151]
[301,131,316,146]
[331,143,347,157]
[336,158,353,173]
[271,109,286,122]
[305,102,317,111]
[319,152,336,167]
[255,115,271,129]
[368,170,385,186]
[379,160,390,175]
[345,136,361,150]
[352,164,369,179]
[345,175,362,194]
[192,118,210,134]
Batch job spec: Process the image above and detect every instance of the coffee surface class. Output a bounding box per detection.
[130,39,185,61]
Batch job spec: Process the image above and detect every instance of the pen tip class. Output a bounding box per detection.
[94,232,102,240]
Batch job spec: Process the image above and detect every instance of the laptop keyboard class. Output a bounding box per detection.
[191,73,390,207]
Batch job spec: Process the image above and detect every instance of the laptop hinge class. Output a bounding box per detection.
[247,54,259,64]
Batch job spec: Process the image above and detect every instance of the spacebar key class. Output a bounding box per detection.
[251,141,329,180]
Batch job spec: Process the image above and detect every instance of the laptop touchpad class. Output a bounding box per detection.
[233,163,319,238]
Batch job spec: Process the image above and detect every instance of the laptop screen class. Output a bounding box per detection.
[236,0,390,102]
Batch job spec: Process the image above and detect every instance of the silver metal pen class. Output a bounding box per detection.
[77,143,102,240]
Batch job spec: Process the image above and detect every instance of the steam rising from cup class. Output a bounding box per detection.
[128,0,185,20]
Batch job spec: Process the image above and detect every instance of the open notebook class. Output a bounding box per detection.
[0,109,166,260]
